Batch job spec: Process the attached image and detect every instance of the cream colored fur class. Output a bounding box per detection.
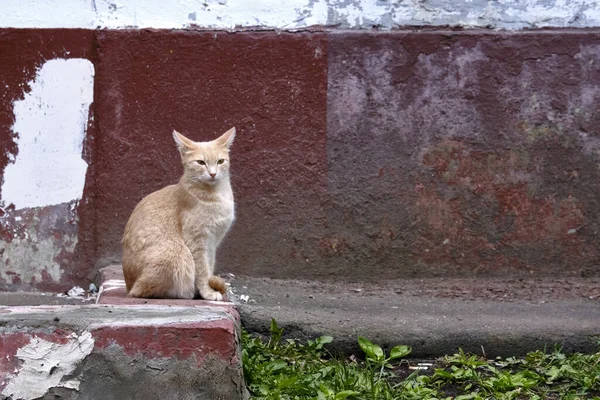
[121,127,236,301]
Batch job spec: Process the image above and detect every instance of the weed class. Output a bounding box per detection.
[242,320,600,399]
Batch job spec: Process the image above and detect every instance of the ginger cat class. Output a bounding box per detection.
[121,127,236,301]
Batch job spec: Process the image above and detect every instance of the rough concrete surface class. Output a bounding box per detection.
[0,292,94,306]
[4,0,600,30]
[326,30,600,280]
[231,276,600,358]
[0,305,247,400]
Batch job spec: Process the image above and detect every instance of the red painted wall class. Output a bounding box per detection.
[1,29,599,291]
[93,31,329,279]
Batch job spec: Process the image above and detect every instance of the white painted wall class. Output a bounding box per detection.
[1,0,600,30]
[2,58,94,210]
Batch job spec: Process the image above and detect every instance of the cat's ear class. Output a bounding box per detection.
[172,130,196,153]
[215,127,236,149]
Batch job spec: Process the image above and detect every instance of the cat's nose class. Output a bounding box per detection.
[209,173,216,179]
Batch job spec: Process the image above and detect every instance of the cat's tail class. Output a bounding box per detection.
[209,275,228,295]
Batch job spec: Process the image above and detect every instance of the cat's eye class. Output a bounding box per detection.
[217,159,225,165]
[196,160,206,165]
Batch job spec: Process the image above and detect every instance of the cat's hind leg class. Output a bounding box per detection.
[195,257,223,301]
[128,245,196,299]
[166,254,196,299]
[197,278,223,301]
[129,265,195,299]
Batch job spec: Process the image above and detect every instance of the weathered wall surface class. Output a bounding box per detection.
[91,30,600,281]
[2,3,600,290]
[0,30,97,291]
[0,304,246,399]
[3,0,600,30]
[327,31,600,279]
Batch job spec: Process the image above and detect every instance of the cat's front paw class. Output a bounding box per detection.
[200,289,223,301]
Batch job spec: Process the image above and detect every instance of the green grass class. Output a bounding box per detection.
[242,319,600,400]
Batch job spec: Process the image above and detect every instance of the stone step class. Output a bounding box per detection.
[0,265,247,400]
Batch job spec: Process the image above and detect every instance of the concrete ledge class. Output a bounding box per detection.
[97,264,233,309]
[0,266,247,399]
[0,304,246,399]
[232,276,600,358]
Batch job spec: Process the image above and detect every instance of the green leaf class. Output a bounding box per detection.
[358,336,384,361]
[432,369,454,380]
[317,391,329,400]
[269,318,283,346]
[389,345,412,360]
[546,365,561,381]
[561,364,578,374]
[312,335,333,350]
[265,360,287,372]
[318,335,334,345]
[334,390,360,399]
[270,318,283,336]
[318,384,334,396]
[276,376,298,389]
[455,394,480,400]
[258,384,271,395]
[484,365,498,374]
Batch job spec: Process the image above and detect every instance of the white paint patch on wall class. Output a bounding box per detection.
[1,331,95,400]
[1,0,600,30]
[2,58,94,210]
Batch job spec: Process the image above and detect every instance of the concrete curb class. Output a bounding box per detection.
[0,266,248,400]
[231,276,600,358]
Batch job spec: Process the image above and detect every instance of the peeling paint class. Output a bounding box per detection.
[2,58,93,210]
[417,140,589,268]
[2,0,600,29]
[0,203,79,290]
[1,331,94,400]
[0,58,92,290]
[0,304,245,399]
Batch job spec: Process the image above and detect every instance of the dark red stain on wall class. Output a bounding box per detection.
[327,31,600,279]
[0,29,97,290]
[416,140,592,273]
[93,30,328,278]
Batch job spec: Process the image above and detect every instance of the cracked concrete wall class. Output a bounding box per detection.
[2,0,600,30]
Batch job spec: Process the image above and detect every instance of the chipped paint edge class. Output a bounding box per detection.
[1,331,94,399]
[2,0,600,30]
